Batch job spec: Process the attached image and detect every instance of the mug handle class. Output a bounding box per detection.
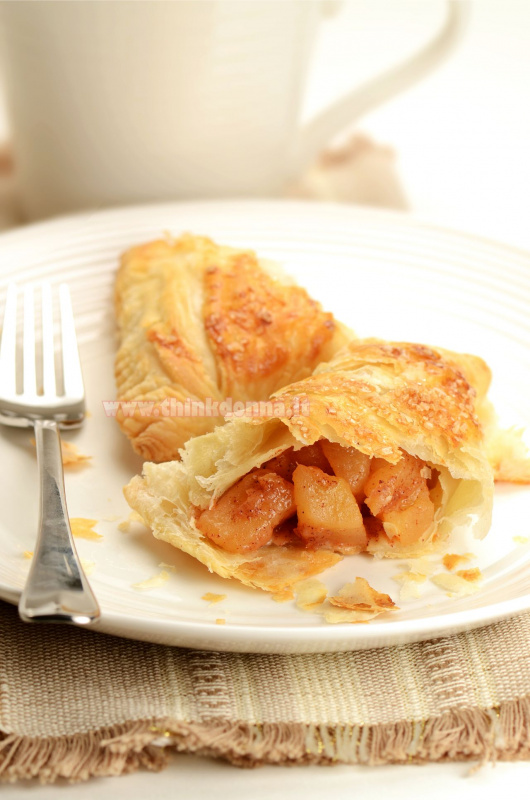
[294,0,470,174]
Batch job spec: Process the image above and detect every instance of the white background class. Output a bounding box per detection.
[2,1,530,797]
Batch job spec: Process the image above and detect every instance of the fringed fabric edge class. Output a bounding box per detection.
[3,697,530,783]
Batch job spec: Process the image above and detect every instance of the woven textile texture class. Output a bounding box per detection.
[2,600,530,782]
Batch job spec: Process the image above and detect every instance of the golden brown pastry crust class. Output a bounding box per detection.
[276,340,491,468]
[115,233,351,462]
[124,339,495,593]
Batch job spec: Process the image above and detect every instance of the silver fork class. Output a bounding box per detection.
[0,282,100,625]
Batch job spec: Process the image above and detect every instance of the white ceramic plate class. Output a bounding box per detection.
[1,200,529,653]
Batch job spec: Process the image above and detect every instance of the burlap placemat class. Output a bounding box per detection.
[2,598,530,784]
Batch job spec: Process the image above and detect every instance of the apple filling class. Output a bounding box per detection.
[195,442,438,555]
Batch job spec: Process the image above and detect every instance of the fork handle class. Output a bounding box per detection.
[18,420,100,624]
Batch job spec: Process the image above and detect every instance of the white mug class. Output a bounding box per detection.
[0,1,469,220]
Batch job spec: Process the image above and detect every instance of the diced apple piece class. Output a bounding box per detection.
[364,453,425,516]
[321,441,372,500]
[272,518,300,546]
[292,465,367,552]
[263,442,331,481]
[381,484,435,546]
[196,470,295,554]
[262,449,295,480]
[294,443,332,473]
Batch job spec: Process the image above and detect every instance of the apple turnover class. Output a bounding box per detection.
[114,233,352,462]
[124,340,497,594]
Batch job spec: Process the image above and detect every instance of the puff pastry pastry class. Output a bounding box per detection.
[114,233,351,462]
[124,340,496,594]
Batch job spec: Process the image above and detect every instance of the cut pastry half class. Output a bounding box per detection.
[114,233,352,462]
[124,340,496,594]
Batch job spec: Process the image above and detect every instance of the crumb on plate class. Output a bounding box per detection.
[80,558,96,576]
[315,577,399,625]
[118,511,147,532]
[393,570,426,601]
[70,518,102,541]
[442,553,473,571]
[404,558,436,577]
[294,578,327,611]
[31,437,91,468]
[456,567,482,583]
[201,592,227,605]
[132,570,170,591]
[329,577,398,612]
[321,605,376,624]
[431,572,481,597]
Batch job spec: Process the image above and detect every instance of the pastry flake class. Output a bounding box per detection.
[393,571,427,601]
[201,592,227,605]
[30,437,91,468]
[442,553,473,571]
[431,572,481,596]
[70,518,102,542]
[328,577,398,612]
[294,578,328,611]
[132,570,170,591]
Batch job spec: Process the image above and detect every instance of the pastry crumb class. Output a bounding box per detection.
[393,571,426,601]
[294,578,327,611]
[201,592,227,605]
[322,604,374,624]
[31,437,91,468]
[132,570,170,591]
[70,518,102,541]
[158,562,177,572]
[404,558,436,577]
[60,440,92,467]
[329,577,398,613]
[431,572,481,596]
[294,577,398,624]
[443,553,473,571]
[118,511,147,532]
[456,567,482,583]
[215,618,226,625]
[80,558,96,576]
[23,550,33,559]
[513,535,529,545]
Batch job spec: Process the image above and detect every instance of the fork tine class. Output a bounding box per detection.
[23,284,38,397]
[59,284,84,399]
[0,283,18,396]
[41,282,56,397]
